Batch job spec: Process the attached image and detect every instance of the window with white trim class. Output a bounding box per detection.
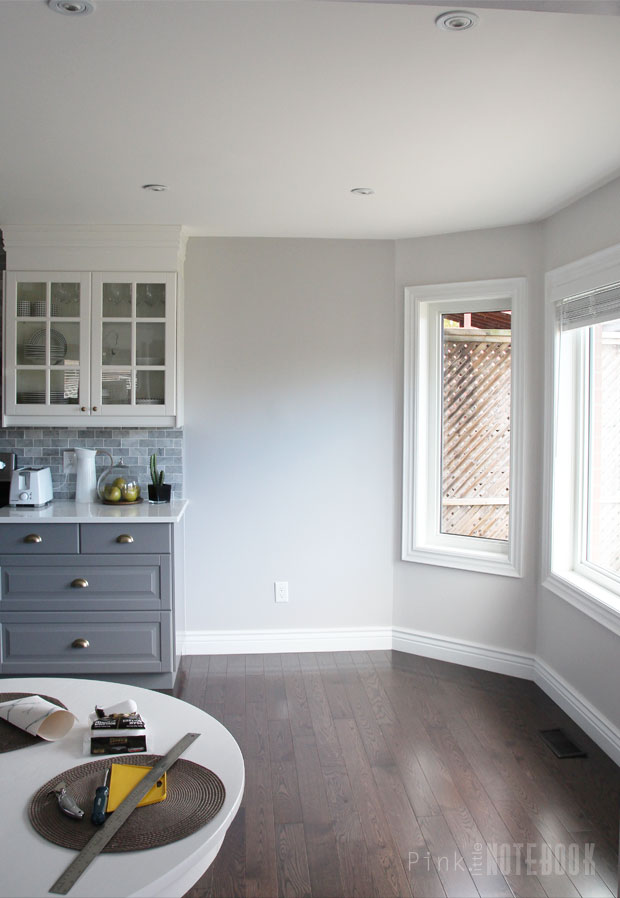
[402,278,525,577]
[545,247,620,632]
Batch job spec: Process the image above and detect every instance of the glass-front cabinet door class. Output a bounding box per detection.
[3,270,177,425]
[91,273,176,418]
[4,272,91,418]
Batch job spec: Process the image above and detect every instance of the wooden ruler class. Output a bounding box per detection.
[49,732,201,895]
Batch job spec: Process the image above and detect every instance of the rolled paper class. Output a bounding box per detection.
[98,699,138,717]
[0,695,76,741]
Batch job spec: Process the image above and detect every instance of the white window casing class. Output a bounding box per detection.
[402,277,526,577]
[543,243,620,637]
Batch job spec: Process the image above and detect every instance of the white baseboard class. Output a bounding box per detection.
[178,626,392,655]
[178,624,620,765]
[533,658,620,767]
[392,626,620,764]
[392,626,535,679]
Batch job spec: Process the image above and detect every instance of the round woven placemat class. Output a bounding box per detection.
[29,754,226,852]
[0,693,67,754]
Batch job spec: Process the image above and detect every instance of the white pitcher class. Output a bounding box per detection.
[74,448,112,503]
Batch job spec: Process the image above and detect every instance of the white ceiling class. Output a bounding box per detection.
[1,0,620,239]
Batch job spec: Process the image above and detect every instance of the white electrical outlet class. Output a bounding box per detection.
[63,449,77,474]
[274,581,289,603]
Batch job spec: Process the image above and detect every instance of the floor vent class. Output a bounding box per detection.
[540,728,587,759]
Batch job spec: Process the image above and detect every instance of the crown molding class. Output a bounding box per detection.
[2,225,188,272]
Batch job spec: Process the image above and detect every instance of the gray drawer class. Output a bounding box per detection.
[0,555,171,611]
[80,523,171,554]
[0,524,79,555]
[0,611,172,673]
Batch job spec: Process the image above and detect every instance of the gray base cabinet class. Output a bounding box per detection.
[0,522,176,684]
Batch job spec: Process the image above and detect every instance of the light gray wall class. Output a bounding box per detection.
[180,180,620,737]
[183,238,395,633]
[536,591,620,727]
[538,175,620,726]
[391,201,620,729]
[544,175,620,270]
[393,225,544,655]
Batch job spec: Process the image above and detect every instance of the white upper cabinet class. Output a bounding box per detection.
[2,226,185,428]
[4,271,177,426]
[92,272,176,420]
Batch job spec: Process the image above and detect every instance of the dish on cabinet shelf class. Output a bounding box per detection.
[23,328,67,365]
[16,391,68,404]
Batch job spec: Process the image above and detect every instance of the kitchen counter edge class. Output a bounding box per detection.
[0,498,188,523]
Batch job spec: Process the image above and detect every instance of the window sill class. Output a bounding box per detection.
[403,544,521,578]
[543,570,620,637]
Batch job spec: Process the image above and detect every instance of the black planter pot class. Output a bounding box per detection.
[148,483,172,504]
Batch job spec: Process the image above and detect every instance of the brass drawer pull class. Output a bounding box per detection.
[116,534,134,544]
[72,638,90,649]
[24,533,42,544]
[71,578,89,588]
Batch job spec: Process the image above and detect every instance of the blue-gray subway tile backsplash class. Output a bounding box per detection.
[0,427,183,500]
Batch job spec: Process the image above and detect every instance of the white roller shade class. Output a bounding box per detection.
[559,282,620,331]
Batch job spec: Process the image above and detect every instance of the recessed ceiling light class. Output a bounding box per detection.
[435,10,479,32]
[350,187,375,196]
[48,0,94,15]
[142,184,169,192]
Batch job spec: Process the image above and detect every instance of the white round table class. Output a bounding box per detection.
[0,678,244,898]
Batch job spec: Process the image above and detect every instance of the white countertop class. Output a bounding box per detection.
[0,499,188,524]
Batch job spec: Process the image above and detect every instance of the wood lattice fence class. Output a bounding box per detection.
[441,324,620,559]
[441,328,511,541]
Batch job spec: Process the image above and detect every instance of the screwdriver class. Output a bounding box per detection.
[91,767,111,825]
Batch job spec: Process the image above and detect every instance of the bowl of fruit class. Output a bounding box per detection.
[97,459,143,505]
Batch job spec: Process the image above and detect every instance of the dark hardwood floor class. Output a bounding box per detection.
[177,650,620,898]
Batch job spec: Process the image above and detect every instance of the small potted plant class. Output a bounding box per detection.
[148,453,172,504]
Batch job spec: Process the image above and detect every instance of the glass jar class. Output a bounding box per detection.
[96,458,142,504]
